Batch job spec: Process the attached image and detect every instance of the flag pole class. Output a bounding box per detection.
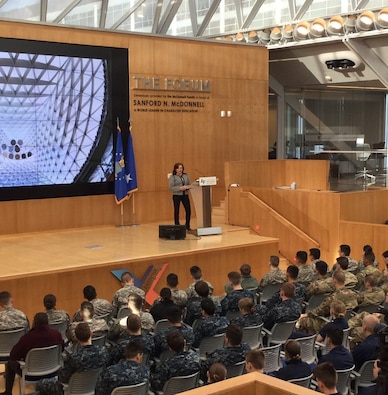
[129,192,139,226]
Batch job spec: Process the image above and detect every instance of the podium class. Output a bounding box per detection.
[189,176,222,236]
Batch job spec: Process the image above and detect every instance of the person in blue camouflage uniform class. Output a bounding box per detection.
[200,324,250,382]
[184,281,221,326]
[154,305,194,357]
[43,294,70,325]
[59,322,109,384]
[259,282,301,330]
[150,331,200,391]
[0,291,29,331]
[185,266,214,300]
[34,379,64,395]
[225,263,260,293]
[221,271,255,315]
[108,313,155,365]
[95,342,149,395]
[192,298,229,348]
[232,297,263,328]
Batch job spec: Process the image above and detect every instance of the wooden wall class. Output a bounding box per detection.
[0,21,268,235]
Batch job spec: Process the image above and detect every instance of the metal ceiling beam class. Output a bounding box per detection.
[100,0,109,29]
[157,0,184,35]
[355,0,370,11]
[110,0,146,30]
[40,0,47,22]
[241,0,265,30]
[294,0,313,21]
[53,0,81,24]
[152,0,164,34]
[188,0,198,36]
[196,0,221,37]
[235,0,243,28]
[288,0,296,20]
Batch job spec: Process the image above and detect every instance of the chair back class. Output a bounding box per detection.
[294,333,317,365]
[198,333,225,359]
[225,310,241,321]
[289,373,313,388]
[242,324,263,349]
[117,307,130,320]
[226,360,245,378]
[336,365,354,395]
[320,327,351,355]
[162,371,199,395]
[65,368,102,395]
[95,312,110,323]
[261,344,282,373]
[304,293,331,313]
[267,320,297,345]
[357,304,381,314]
[258,283,283,305]
[23,344,62,377]
[353,360,376,395]
[110,382,149,395]
[49,320,69,342]
[91,334,106,347]
[154,319,169,335]
[0,327,26,360]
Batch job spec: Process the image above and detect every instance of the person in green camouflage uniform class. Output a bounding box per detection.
[296,251,315,283]
[43,294,70,325]
[225,263,259,293]
[0,291,29,331]
[335,257,358,288]
[257,256,286,292]
[356,251,383,289]
[357,274,385,307]
[306,260,334,298]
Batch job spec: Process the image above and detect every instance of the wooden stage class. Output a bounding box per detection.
[0,218,279,321]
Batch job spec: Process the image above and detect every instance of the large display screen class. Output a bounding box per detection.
[0,38,129,201]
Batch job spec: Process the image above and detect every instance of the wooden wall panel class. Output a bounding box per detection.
[0,21,268,235]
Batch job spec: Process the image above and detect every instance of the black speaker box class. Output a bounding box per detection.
[159,225,186,240]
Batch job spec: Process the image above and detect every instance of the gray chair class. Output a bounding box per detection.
[318,327,351,355]
[261,344,282,373]
[0,327,26,372]
[242,324,263,349]
[262,320,297,346]
[225,310,241,321]
[303,293,332,313]
[91,334,106,347]
[351,360,376,395]
[63,368,102,395]
[288,373,313,388]
[356,304,381,314]
[49,320,69,342]
[293,333,317,365]
[196,333,225,359]
[117,307,130,320]
[157,371,199,395]
[226,360,245,378]
[153,319,169,335]
[257,283,283,305]
[336,365,355,395]
[110,382,149,395]
[17,344,62,395]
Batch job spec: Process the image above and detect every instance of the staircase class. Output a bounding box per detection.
[212,200,226,224]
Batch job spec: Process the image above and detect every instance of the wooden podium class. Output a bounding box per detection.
[190,176,222,236]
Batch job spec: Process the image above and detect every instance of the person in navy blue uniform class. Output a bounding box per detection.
[314,362,343,395]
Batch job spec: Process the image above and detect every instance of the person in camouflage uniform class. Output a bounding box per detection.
[309,248,321,274]
[154,305,194,357]
[356,274,385,307]
[306,260,334,298]
[256,256,286,292]
[200,324,250,382]
[0,291,29,331]
[225,263,259,293]
[73,285,113,321]
[185,265,214,300]
[34,379,64,395]
[59,323,109,383]
[95,342,149,395]
[296,251,315,284]
[166,273,188,307]
[336,244,359,273]
[150,331,200,391]
[356,251,383,289]
[108,314,155,365]
[357,244,379,271]
[112,272,145,317]
[43,294,70,325]
[192,298,229,348]
[66,301,108,346]
[231,297,263,328]
[335,257,358,288]
[298,270,358,334]
[221,271,255,315]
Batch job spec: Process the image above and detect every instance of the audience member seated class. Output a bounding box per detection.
[109,314,155,365]
[336,256,358,288]
[0,290,29,331]
[95,342,149,395]
[66,301,108,346]
[150,287,176,323]
[358,244,379,271]
[316,300,349,343]
[356,274,385,308]
[225,263,259,293]
[154,305,194,357]
[256,256,286,292]
[221,271,255,316]
[206,362,227,384]
[317,326,354,370]
[185,265,214,300]
[297,270,358,334]
[381,250,388,293]
[43,293,70,325]
[271,339,312,380]
[192,298,229,348]
[73,285,113,321]
[357,252,383,289]
[112,271,145,317]
[166,273,188,308]
[313,362,341,395]
[306,260,334,298]
[309,248,321,273]
[232,297,263,328]
[352,314,380,371]
[245,349,265,373]
[296,250,315,284]
[151,331,200,391]
[200,324,250,382]
[59,322,108,384]
[1,312,64,395]
[336,244,358,273]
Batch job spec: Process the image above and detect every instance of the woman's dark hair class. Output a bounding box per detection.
[172,162,184,175]
[43,294,56,310]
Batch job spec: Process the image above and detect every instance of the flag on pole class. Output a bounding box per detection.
[114,123,128,204]
[125,120,138,194]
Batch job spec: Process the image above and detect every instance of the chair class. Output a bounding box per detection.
[288,373,313,388]
[303,293,331,313]
[110,381,149,395]
[225,310,241,321]
[257,283,283,305]
[91,334,106,347]
[17,344,62,395]
[356,304,381,314]
[153,319,169,335]
[49,320,69,342]
[226,360,245,378]
[293,333,317,365]
[262,320,297,346]
[117,307,130,320]
[95,312,111,323]
[261,344,282,373]
[242,324,263,349]
[318,327,351,355]
[0,327,26,371]
[336,365,355,395]
[62,368,102,395]
[157,371,199,395]
[351,360,376,395]
[196,333,225,359]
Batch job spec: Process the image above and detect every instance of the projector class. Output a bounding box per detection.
[325,59,356,70]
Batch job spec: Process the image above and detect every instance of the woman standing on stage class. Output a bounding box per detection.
[169,162,191,230]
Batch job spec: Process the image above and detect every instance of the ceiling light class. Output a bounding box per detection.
[293,21,310,41]
[224,35,233,41]
[282,25,294,42]
[309,18,326,38]
[345,15,356,33]
[235,32,246,42]
[258,30,270,45]
[376,7,388,29]
[327,15,344,35]
[247,31,258,43]
[269,27,282,44]
[356,10,375,31]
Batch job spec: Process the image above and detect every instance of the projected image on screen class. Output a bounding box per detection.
[0,53,108,187]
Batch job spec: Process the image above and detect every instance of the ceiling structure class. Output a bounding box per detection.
[0,0,387,90]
